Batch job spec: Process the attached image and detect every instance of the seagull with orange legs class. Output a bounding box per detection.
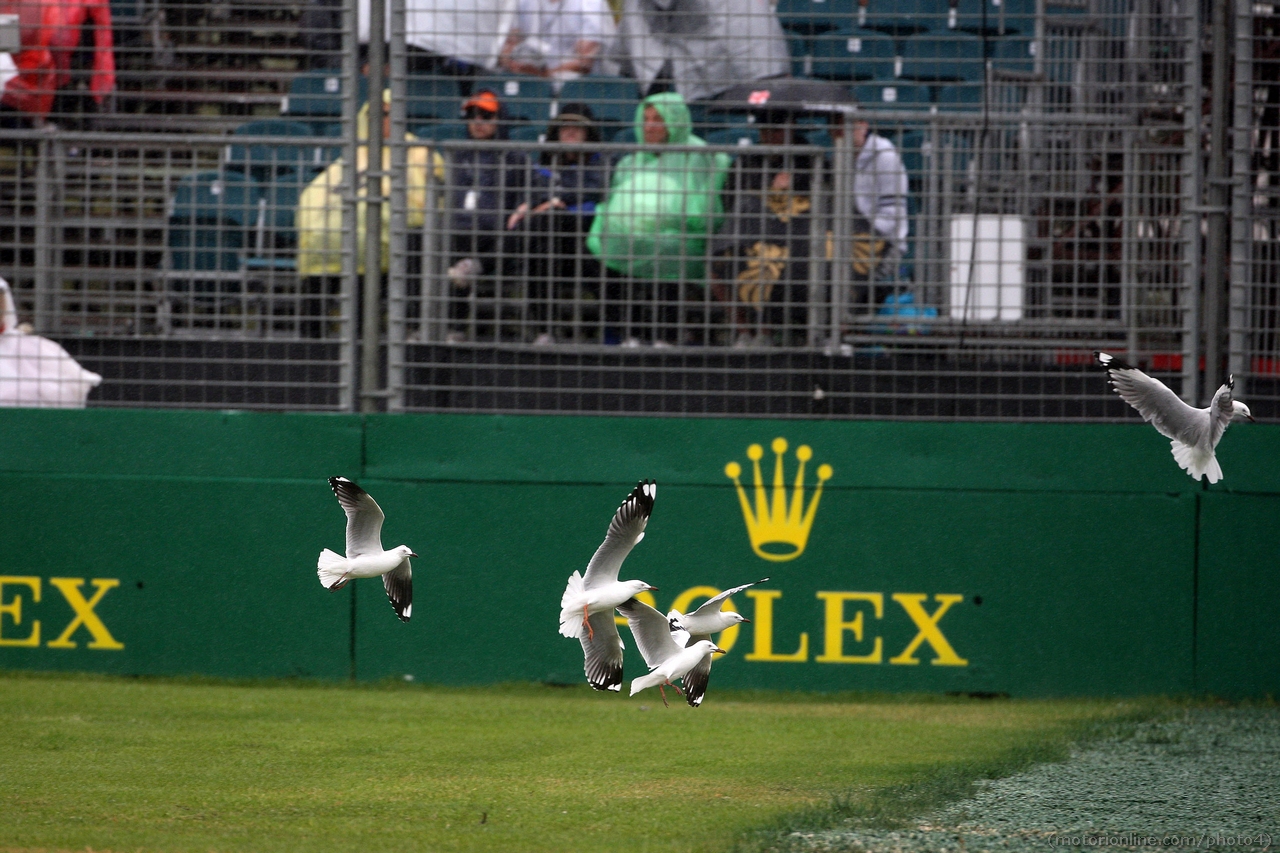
[559,480,659,692]
[619,598,726,707]
[317,477,417,622]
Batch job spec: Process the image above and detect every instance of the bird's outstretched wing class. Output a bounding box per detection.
[582,481,656,590]
[580,612,624,692]
[681,652,714,707]
[1208,379,1236,449]
[617,597,683,670]
[685,577,770,620]
[329,476,386,558]
[1094,353,1207,446]
[382,558,412,623]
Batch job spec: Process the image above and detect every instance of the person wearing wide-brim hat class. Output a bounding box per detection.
[506,103,608,344]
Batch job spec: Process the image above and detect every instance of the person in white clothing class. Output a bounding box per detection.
[831,113,910,309]
[498,0,614,80]
[0,278,102,408]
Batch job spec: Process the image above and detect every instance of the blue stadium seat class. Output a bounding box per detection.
[224,119,322,184]
[703,125,762,147]
[775,0,855,35]
[168,171,263,294]
[508,123,548,145]
[611,125,640,143]
[411,121,471,143]
[811,27,898,81]
[556,75,641,137]
[404,75,463,122]
[789,35,813,76]
[989,35,1037,73]
[281,70,369,132]
[899,31,986,82]
[852,81,934,110]
[468,74,555,124]
[859,0,938,37]
[932,82,985,111]
[950,0,1035,34]
[242,181,303,272]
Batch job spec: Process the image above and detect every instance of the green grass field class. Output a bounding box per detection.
[0,673,1161,853]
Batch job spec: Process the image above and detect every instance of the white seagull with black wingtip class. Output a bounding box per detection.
[559,480,659,692]
[318,476,417,622]
[1095,351,1254,484]
[618,598,725,708]
[667,577,769,640]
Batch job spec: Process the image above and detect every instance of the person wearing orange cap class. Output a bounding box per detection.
[445,90,529,343]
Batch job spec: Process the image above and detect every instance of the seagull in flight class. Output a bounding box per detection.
[667,577,769,640]
[619,598,725,707]
[1095,352,1254,484]
[318,476,417,622]
[559,480,659,692]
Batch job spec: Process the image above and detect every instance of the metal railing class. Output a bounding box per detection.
[2,0,1271,420]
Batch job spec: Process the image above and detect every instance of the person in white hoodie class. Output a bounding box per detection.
[0,277,102,408]
[831,114,910,310]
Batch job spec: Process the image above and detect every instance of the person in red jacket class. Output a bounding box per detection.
[48,0,115,124]
[0,0,58,126]
[0,0,114,128]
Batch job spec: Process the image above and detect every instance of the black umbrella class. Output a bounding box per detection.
[710,78,856,116]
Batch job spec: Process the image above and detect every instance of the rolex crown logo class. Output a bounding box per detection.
[725,438,832,562]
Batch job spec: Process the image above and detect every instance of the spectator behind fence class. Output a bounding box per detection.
[0,0,56,126]
[830,112,909,311]
[586,92,731,346]
[0,277,102,407]
[506,103,607,344]
[296,89,443,337]
[49,0,116,126]
[498,0,614,82]
[711,112,817,348]
[445,90,529,343]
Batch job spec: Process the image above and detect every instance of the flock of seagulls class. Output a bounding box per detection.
[557,479,767,706]
[313,475,765,707]
[310,355,1255,704]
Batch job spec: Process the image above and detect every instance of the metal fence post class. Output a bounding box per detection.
[360,0,386,413]
[1229,0,1254,379]
[1203,0,1232,397]
[338,0,360,412]
[1180,0,1204,406]
[387,0,408,412]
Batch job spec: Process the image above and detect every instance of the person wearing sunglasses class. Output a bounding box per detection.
[445,91,530,342]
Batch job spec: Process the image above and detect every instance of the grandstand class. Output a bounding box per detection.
[0,0,1274,418]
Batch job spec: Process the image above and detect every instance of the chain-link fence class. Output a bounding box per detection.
[0,0,1270,419]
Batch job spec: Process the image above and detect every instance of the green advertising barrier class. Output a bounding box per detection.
[1195,492,1280,699]
[0,409,1274,697]
[0,410,361,680]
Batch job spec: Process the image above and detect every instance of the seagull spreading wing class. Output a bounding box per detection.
[318,477,418,622]
[619,598,725,707]
[559,480,659,692]
[668,577,769,640]
[1095,352,1254,483]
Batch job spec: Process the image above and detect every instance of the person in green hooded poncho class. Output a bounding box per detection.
[587,91,731,345]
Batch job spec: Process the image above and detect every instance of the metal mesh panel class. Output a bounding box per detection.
[0,0,1257,420]
[1233,0,1280,416]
